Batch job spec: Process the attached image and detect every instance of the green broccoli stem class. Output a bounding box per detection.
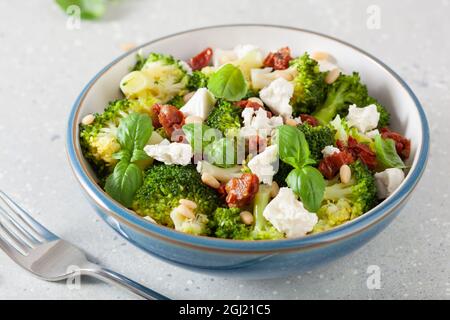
[253,185,272,231]
[314,99,340,124]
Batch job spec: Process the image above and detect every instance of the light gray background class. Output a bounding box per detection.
[0,0,448,300]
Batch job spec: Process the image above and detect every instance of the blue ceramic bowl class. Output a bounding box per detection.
[67,25,429,279]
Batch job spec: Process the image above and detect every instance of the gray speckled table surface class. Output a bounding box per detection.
[0,0,449,300]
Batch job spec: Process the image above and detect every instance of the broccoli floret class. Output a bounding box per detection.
[313,198,355,233]
[273,161,293,188]
[322,160,377,216]
[290,53,328,115]
[125,52,189,104]
[297,123,335,161]
[365,96,390,128]
[210,185,284,240]
[313,72,368,124]
[313,160,377,232]
[205,99,242,135]
[79,99,150,178]
[170,209,210,236]
[210,207,251,239]
[167,94,185,108]
[187,70,209,91]
[132,164,222,227]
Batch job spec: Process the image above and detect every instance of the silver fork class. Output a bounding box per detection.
[0,190,168,300]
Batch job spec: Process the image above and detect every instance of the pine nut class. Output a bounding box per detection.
[81,114,95,125]
[184,115,203,124]
[179,199,197,210]
[248,97,264,106]
[340,164,352,184]
[240,211,254,225]
[176,205,196,219]
[325,68,341,84]
[311,51,330,61]
[270,181,280,198]
[285,118,298,127]
[201,173,220,189]
[183,91,195,103]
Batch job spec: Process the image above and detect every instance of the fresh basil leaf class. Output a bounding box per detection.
[286,166,325,213]
[105,161,143,207]
[130,149,150,163]
[207,64,248,101]
[277,125,314,169]
[112,149,131,161]
[374,135,406,169]
[55,0,106,20]
[117,113,153,153]
[182,123,220,153]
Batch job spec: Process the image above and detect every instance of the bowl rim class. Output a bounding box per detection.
[66,24,429,253]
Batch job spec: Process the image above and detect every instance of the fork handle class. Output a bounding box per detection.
[83,267,169,300]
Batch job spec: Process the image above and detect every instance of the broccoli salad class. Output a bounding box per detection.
[79,45,411,240]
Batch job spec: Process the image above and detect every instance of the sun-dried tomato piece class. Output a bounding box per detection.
[236,100,272,117]
[338,137,377,169]
[225,173,260,208]
[155,104,185,139]
[380,127,411,160]
[318,150,354,179]
[300,114,319,127]
[151,104,162,128]
[263,47,292,70]
[217,184,227,197]
[189,47,213,71]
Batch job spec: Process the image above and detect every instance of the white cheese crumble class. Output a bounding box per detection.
[247,145,279,185]
[321,145,341,158]
[144,140,192,165]
[346,104,380,133]
[263,187,318,238]
[180,88,216,120]
[240,108,283,137]
[259,77,294,118]
[374,168,405,199]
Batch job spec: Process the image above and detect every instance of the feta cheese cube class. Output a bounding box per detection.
[263,187,318,238]
[247,145,279,185]
[374,168,405,199]
[239,108,283,138]
[180,88,216,120]
[346,104,380,133]
[259,78,294,118]
[144,140,193,165]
